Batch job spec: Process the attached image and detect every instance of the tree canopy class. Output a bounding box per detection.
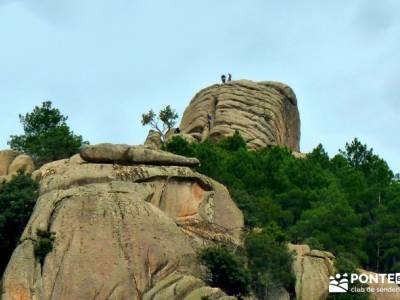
[165,134,399,274]
[199,246,251,298]
[8,101,87,165]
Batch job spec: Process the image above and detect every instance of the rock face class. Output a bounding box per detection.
[179,80,301,151]
[144,130,162,150]
[1,145,243,300]
[0,150,20,175]
[288,244,335,300]
[0,150,35,183]
[287,248,400,300]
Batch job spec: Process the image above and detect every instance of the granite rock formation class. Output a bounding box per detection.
[0,150,35,183]
[288,244,335,300]
[178,80,300,151]
[143,130,162,150]
[1,144,242,300]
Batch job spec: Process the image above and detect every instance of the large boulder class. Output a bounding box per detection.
[1,145,243,300]
[0,150,20,176]
[0,150,35,183]
[8,154,35,175]
[288,244,335,300]
[179,80,301,151]
[144,130,162,150]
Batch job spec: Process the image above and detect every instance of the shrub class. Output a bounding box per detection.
[245,225,295,298]
[34,229,55,266]
[198,246,251,298]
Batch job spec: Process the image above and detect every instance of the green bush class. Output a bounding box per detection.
[0,173,38,276]
[218,130,247,151]
[34,229,55,266]
[245,225,295,298]
[198,246,251,298]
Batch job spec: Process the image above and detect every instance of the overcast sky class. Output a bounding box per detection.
[0,0,399,171]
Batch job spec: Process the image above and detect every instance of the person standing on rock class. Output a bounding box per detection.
[228,73,232,81]
[221,74,226,84]
[207,114,212,129]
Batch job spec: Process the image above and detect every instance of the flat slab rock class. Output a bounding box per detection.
[80,143,200,167]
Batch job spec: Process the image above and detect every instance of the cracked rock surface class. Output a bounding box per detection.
[1,148,242,300]
[288,244,335,300]
[179,80,301,151]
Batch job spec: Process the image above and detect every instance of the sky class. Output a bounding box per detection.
[0,0,399,171]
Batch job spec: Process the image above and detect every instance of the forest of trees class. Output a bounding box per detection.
[165,133,399,275]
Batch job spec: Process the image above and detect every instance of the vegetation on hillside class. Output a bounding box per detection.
[165,132,398,297]
[8,101,87,165]
[0,173,38,276]
[199,246,251,298]
[245,224,295,298]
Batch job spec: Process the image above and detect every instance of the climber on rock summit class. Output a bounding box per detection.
[221,74,226,83]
